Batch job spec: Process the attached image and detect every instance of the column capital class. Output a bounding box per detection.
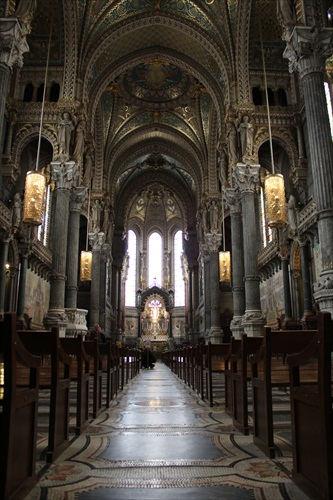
[233,163,260,194]
[205,233,222,253]
[224,187,241,214]
[284,26,333,78]
[89,231,105,252]
[0,18,29,70]
[51,161,79,190]
[69,186,86,212]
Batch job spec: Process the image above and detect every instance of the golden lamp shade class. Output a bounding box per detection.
[80,251,92,281]
[219,251,231,282]
[22,170,47,225]
[264,173,287,228]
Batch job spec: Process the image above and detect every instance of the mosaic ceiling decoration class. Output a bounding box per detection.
[120,62,195,109]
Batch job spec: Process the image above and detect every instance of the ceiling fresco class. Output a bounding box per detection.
[20,0,299,232]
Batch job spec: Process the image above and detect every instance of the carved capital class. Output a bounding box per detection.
[233,163,260,194]
[51,161,79,190]
[69,186,86,212]
[284,27,333,78]
[0,18,29,69]
[224,187,241,214]
[205,233,222,253]
[88,231,105,252]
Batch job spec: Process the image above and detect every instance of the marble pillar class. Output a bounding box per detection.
[88,232,105,330]
[99,243,110,329]
[44,161,78,335]
[206,233,223,343]
[225,188,245,338]
[200,245,211,335]
[0,231,11,318]
[65,186,88,336]
[0,18,30,194]
[284,27,333,315]
[234,163,266,336]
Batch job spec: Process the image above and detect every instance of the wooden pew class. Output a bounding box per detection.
[0,313,41,500]
[99,342,116,407]
[84,339,103,418]
[60,337,90,435]
[229,335,262,434]
[250,327,317,458]
[203,343,230,407]
[287,312,333,500]
[223,338,241,417]
[18,328,72,463]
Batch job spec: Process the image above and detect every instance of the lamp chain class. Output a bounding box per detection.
[259,20,275,174]
[36,15,53,171]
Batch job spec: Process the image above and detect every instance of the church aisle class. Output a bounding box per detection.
[25,361,309,500]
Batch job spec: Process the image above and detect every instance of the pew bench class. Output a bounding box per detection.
[229,335,262,435]
[18,328,72,463]
[60,337,90,435]
[202,343,230,407]
[84,340,103,418]
[287,311,333,500]
[250,327,317,458]
[0,313,41,500]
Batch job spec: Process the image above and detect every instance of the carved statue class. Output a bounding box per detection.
[14,0,37,33]
[209,200,219,232]
[226,120,239,164]
[57,112,74,157]
[218,143,228,187]
[73,119,86,161]
[238,115,254,159]
[287,194,298,235]
[12,192,21,231]
[277,0,295,27]
[83,146,94,187]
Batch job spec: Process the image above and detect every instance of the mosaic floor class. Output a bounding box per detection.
[24,361,310,500]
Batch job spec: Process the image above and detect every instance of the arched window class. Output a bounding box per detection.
[174,230,185,306]
[259,178,273,248]
[324,82,333,139]
[148,232,162,286]
[125,230,137,306]
[50,82,60,102]
[23,83,33,102]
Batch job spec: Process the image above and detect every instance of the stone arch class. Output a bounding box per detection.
[254,127,298,172]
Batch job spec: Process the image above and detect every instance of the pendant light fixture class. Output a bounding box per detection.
[260,22,287,228]
[219,194,231,282]
[80,187,92,281]
[22,17,53,225]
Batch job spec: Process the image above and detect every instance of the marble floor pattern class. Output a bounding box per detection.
[24,361,310,500]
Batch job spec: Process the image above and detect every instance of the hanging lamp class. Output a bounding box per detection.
[219,194,231,282]
[260,22,287,228]
[22,18,53,225]
[80,187,92,281]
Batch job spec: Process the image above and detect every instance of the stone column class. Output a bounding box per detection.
[278,235,297,328]
[88,232,105,330]
[284,27,333,315]
[0,18,30,194]
[99,243,110,329]
[234,163,265,336]
[200,244,211,335]
[116,263,123,340]
[206,233,223,343]
[225,188,245,338]
[298,236,318,329]
[0,230,12,318]
[65,186,87,336]
[44,161,78,335]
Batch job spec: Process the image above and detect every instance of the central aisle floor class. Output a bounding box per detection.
[25,360,309,500]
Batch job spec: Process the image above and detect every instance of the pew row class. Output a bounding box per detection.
[18,328,72,463]
[60,337,90,435]
[0,313,41,500]
[203,343,230,407]
[250,328,317,458]
[229,335,263,434]
[287,311,333,500]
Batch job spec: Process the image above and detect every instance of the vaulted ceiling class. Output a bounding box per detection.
[22,0,295,241]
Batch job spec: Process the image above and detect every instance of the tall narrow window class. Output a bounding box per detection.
[174,230,185,306]
[324,82,333,139]
[125,230,137,306]
[148,232,162,286]
[259,186,272,248]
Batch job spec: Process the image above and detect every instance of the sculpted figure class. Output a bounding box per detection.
[287,194,298,234]
[277,0,295,26]
[238,115,254,159]
[226,120,239,164]
[73,120,86,161]
[218,143,228,187]
[83,146,94,187]
[57,112,74,157]
[12,192,21,231]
